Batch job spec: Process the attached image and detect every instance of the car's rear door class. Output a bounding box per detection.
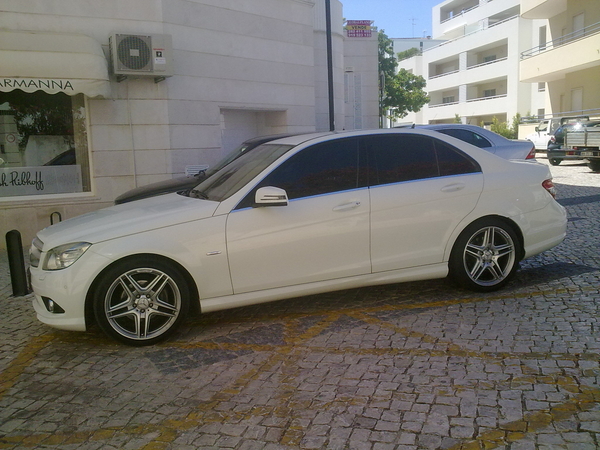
[364,134,484,272]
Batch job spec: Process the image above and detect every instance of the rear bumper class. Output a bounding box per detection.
[522,200,567,259]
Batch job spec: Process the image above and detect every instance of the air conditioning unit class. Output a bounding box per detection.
[109,33,173,81]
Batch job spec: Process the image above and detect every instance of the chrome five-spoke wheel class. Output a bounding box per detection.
[449,219,520,292]
[93,258,189,345]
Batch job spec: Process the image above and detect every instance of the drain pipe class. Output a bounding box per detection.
[325,0,335,131]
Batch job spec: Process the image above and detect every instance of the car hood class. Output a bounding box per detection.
[37,193,219,250]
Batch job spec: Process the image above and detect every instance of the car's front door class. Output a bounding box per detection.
[226,138,371,294]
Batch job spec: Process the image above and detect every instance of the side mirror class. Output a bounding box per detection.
[535,126,539,132]
[254,186,288,207]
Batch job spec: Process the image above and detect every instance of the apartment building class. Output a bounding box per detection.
[397,0,546,126]
[520,0,600,118]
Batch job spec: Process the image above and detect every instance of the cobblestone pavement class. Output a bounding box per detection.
[1,157,599,450]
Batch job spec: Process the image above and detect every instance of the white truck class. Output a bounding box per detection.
[564,125,600,172]
[526,116,589,150]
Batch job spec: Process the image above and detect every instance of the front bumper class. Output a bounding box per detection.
[29,249,113,332]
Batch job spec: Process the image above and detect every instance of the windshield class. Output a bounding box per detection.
[190,143,295,202]
[200,141,257,179]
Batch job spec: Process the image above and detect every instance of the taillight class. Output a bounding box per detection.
[526,143,536,159]
[543,179,557,199]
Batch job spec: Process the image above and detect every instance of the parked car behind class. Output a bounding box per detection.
[30,129,567,345]
[114,133,301,204]
[417,124,536,161]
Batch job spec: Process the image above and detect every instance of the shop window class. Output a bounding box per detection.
[0,90,89,198]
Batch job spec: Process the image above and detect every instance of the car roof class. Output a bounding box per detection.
[419,124,486,131]
[256,127,485,147]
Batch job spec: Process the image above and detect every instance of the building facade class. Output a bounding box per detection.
[396,0,547,126]
[520,0,600,119]
[0,0,379,248]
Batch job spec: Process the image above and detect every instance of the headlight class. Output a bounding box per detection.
[43,242,91,271]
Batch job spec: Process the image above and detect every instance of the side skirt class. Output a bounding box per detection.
[199,263,449,313]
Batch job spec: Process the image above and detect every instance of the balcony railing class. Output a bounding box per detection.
[467,56,507,70]
[440,4,479,24]
[427,15,518,53]
[467,93,507,102]
[429,101,460,108]
[521,21,600,59]
[429,69,459,80]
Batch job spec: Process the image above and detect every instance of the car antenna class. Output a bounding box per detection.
[411,123,415,128]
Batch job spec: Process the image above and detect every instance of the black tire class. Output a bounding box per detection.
[549,158,562,166]
[588,160,600,172]
[93,256,190,346]
[449,218,521,292]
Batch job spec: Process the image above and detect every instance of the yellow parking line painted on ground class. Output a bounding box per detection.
[0,334,55,400]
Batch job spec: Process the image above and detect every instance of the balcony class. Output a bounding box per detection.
[521,0,567,20]
[521,22,600,82]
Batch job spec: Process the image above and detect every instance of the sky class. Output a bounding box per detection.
[341,0,443,39]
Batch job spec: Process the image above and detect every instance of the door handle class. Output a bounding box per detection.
[333,201,361,212]
[441,183,465,193]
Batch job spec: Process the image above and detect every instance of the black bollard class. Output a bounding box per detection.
[6,230,30,297]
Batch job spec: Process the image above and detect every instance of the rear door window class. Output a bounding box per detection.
[362,135,438,186]
[363,134,481,187]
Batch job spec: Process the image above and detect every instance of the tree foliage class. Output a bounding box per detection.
[397,47,420,62]
[487,113,522,139]
[378,31,429,122]
[3,90,74,150]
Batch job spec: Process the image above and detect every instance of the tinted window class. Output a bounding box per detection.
[236,138,362,208]
[436,128,492,148]
[363,135,438,186]
[434,140,481,176]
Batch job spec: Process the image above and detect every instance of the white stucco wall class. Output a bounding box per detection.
[0,0,325,247]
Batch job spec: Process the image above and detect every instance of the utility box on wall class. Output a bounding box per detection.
[109,33,174,80]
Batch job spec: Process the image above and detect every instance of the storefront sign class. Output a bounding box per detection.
[0,165,82,197]
[346,20,373,38]
[0,78,75,93]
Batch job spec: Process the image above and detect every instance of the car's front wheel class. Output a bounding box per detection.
[93,257,190,346]
[449,218,520,292]
[549,158,562,166]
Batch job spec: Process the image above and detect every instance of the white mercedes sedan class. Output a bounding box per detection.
[29,129,567,345]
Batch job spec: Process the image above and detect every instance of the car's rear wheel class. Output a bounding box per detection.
[93,257,189,346]
[449,218,520,292]
[549,158,562,166]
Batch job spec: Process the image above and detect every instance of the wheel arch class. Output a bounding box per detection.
[84,253,200,328]
[449,214,525,261]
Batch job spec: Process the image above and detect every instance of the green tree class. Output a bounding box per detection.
[397,47,419,62]
[379,31,429,124]
[487,113,522,139]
